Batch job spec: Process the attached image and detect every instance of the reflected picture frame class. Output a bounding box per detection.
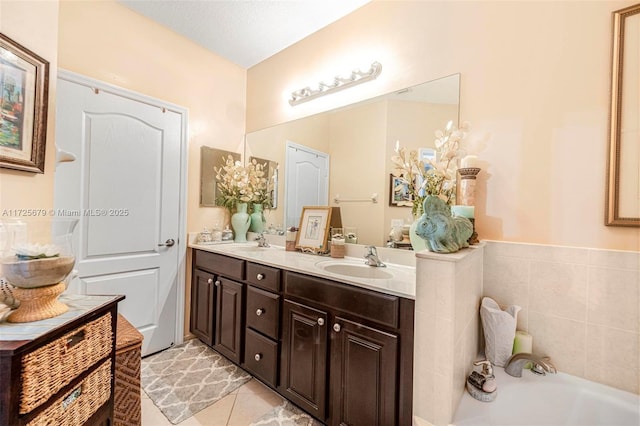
[389,174,413,207]
[295,206,332,252]
[0,33,49,173]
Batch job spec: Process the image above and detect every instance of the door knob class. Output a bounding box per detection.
[158,238,175,247]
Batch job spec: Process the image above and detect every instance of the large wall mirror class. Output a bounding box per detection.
[606,3,640,227]
[245,73,460,246]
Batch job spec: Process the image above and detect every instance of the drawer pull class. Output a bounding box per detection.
[256,273,265,281]
[215,280,221,287]
[333,323,341,332]
[256,308,265,316]
[207,278,213,285]
[61,385,82,410]
[254,353,262,361]
[317,318,325,326]
[66,330,85,349]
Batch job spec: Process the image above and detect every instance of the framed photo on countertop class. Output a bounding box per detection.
[295,206,333,253]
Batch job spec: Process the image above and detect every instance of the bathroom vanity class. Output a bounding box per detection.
[189,242,416,426]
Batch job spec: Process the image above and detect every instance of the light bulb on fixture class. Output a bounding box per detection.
[289,61,382,106]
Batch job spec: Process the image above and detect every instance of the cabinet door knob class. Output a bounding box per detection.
[256,273,265,281]
[215,280,221,286]
[317,318,325,326]
[207,278,213,284]
[254,353,262,361]
[256,308,265,316]
[333,323,341,332]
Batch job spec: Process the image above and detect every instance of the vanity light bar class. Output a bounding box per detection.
[289,62,382,106]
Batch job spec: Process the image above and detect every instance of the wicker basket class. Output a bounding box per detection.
[114,314,143,426]
[26,359,112,426]
[19,312,113,414]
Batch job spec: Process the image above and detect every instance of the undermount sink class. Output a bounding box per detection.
[316,261,393,279]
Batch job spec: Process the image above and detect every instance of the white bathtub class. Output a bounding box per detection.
[453,366,640,426]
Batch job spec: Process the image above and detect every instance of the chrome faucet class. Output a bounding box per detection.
[255,233,270,248]
[364,245,386,267]
[504,352,557,377]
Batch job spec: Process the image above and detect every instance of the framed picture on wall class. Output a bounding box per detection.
[0,33,49,173]
[389,174,413,207]
[295,206,333,252]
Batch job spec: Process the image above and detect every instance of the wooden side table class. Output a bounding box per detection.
[0,294,124,425]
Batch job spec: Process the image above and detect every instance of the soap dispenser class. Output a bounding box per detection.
[466,360,497,402]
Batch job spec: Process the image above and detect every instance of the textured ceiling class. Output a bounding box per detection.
[118,0,371,69]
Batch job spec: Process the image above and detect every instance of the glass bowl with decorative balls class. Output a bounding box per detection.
[0,218,78,322]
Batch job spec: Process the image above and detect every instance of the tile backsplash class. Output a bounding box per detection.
[483,240,639,394]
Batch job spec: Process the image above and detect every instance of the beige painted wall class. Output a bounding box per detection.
[247,0,640,251]
[0,1,59,212]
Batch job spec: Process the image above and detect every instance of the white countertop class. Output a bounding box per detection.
[189,241,416,299]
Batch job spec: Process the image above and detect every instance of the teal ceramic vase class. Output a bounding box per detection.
[231,202,251,242]
[249,203,265,233]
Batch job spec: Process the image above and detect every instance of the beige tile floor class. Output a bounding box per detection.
[141,378,285,425]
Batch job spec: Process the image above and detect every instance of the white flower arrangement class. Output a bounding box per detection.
[214,155,272,211]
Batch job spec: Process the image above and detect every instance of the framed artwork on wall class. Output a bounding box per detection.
[0,33,49,173]
[295,206,333,252]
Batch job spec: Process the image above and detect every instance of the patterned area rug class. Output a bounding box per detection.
[141,339,251,424]
[250,401,324,426]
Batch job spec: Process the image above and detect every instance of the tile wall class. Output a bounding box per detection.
[413,245,484,426]
[483,241,640,394]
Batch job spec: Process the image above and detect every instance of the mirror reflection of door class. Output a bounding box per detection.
[285,141,329,228]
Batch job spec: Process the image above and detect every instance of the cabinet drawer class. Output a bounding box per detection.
[246,286,280,340]
[19,312,113,415]
[244,328,278,387]
[246,262,281,292]
[27,359,112,426]
[284,271,400,329]
[195,250,245,280]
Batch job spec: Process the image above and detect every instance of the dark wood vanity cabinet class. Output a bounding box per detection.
[282,271,414,426]
[330,316,398,426]
[214,277,243,363]
[191,249,414,426]
[190,268,216,345]
[191,250,246,363]
[244,263,282,387]
[280,299,328,420]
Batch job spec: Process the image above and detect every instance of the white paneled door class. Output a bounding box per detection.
[54,71,186,356]
[284,141,329,228]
